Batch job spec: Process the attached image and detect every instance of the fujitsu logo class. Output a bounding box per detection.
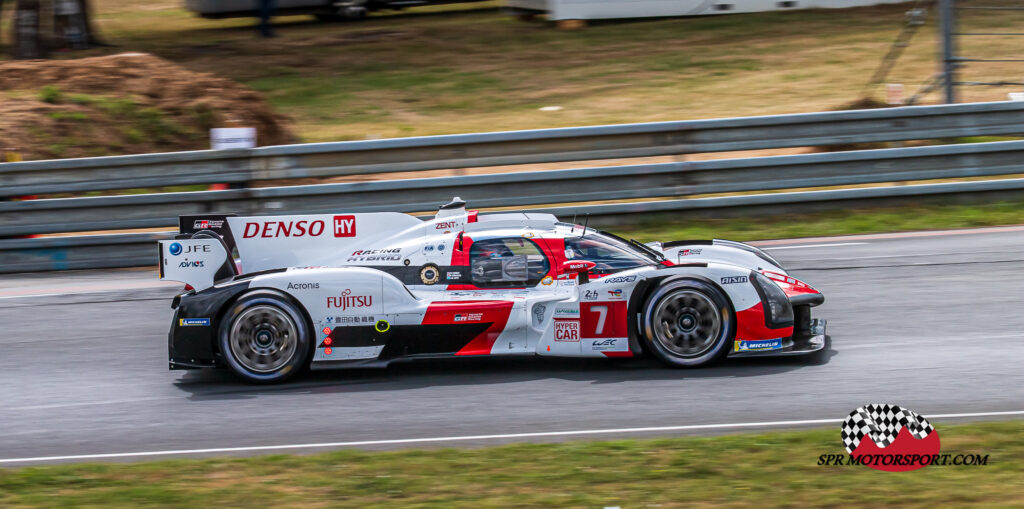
[326,289,373,310]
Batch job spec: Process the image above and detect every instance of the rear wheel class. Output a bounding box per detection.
[219,290,312,383]
[641,279,734,368]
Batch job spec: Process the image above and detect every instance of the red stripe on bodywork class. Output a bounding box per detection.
[423,300,514,356]
[601,351,634,358]
[761,271,820,298]
[735,302,794,341]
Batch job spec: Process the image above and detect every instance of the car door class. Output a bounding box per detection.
[460,235,556,354]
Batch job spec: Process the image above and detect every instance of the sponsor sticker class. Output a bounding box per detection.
[446,271,462,280]
[169,243,211,257]
[554,320,580,342]
[326,289,374,310]
[178,318,211,327]
[424,245,435,252]
[435,221,459,230]
[540,275,554,286]
[721,276,749,284]
[587,338,626,352]
[734,338,783,351]
[334,215,356,237]
[607,289,624,299]
[583,289,600,301]
[603,275,637,284]
[554,306,580,318]
[533,304,547,325]
[193,219,225,230]
[454,313,483,322]
[243,220,326,238]
[178,260,205,268]
[348,248,402,262]
[420,265,440,285]
[333,316,375,324]
[286,282,320,290]
[679,248,702,256]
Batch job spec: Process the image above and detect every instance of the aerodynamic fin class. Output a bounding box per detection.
[158,238,233,292]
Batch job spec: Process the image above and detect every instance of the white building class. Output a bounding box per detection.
[507,0,911,21]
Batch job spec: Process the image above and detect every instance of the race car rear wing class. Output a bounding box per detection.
[158,238,237,292]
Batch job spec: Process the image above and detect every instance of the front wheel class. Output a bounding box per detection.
[641,279,735,368]
[219,290,312,383]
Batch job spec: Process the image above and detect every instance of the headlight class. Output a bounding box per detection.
[751,271,794,328]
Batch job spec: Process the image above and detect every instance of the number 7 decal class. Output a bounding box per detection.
[590,305,607,335]
[581,301,625,338]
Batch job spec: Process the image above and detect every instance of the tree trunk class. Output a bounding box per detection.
[79,0,103,45]
[12,0,47,59]
[53,0,88,49]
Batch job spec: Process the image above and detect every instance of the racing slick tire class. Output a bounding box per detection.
[218,290,313,383]
[640,278,735,368]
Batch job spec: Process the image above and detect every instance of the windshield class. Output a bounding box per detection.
[563,231,658,274]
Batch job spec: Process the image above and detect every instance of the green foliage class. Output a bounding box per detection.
[39,86,63,104]
[0,421,1019,508]
[616,200,1024,243]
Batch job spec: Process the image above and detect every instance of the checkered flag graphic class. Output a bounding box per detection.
[840,404,935,454]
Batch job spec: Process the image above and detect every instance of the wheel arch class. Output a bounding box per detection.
[212,286,315,358]
[627,273,738,356]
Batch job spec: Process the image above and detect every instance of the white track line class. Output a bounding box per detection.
[3,410,1023,464]
[764,242,867,250]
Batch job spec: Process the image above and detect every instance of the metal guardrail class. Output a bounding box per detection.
[3,140,1024,237]
[7,176,1024,273]
[1,101,1022,197]
[1,101,1023,273]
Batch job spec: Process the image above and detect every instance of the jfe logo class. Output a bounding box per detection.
[334,215,356,237]
[169,243,210,256]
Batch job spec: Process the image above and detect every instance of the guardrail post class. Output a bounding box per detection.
[939,0,958,103]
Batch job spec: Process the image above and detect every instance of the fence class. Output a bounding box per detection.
[1,101,1022,273]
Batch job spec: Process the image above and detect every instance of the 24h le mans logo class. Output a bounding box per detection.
[840,404,941,472]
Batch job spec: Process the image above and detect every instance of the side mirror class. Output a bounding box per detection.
[562,260,596,274]
[562,260,595,285]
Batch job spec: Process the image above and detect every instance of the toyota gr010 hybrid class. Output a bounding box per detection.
[159,198,827,383]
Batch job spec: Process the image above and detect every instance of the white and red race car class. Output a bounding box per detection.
[159,198,827,383]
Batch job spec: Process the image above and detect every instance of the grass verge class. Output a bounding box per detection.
[4,0,1023,143]
[1,421,1021,507]
[614,200,1024,243]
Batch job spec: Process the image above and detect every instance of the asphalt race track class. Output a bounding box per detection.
[3,226,1024,465]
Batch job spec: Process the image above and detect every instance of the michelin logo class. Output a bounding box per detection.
[734,338,783,351]
[179,318,211,327]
